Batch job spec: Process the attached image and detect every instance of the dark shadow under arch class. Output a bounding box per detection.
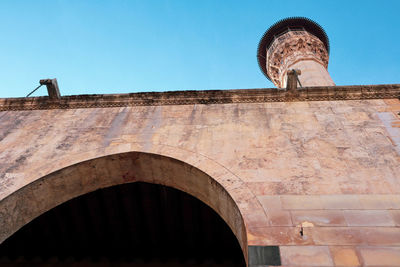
[0,182,245,266]
[0,152,247,265]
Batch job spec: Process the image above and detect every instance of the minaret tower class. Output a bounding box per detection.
[257,17,335,88]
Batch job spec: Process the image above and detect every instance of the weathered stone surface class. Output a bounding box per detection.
[291,210,347,227]
[329,246,360,266]
[0,90,400,266]
[280,246,334,266]
[343,210,395,226]
[359,247,400,266]
[281,195,323,210]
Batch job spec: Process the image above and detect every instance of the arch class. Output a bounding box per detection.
[0,150,248,264]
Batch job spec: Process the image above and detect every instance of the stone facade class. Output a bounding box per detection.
[0,85,400,266]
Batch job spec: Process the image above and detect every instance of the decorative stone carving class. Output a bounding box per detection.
[266,30,329,88]
[1,84,399,111]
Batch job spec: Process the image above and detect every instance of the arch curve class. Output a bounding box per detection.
[0,151,248,263]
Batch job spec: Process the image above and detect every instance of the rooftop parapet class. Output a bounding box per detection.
[1,84,399,111]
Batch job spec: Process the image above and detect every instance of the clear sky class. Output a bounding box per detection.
[0,0,399,98]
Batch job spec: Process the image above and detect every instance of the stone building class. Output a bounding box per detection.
[0,17,399,266]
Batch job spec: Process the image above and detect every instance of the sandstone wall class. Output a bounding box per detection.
[0,97,400,266]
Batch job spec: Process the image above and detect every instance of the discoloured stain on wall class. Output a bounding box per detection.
[0,93,400,266]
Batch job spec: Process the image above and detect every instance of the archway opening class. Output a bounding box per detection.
[0,182,246,266]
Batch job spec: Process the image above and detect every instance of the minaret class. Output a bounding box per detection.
[257,17,334,88]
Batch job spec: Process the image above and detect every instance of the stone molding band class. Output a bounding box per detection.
[0,84,399,111]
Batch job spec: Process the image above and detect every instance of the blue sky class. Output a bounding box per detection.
[0,0,399,98]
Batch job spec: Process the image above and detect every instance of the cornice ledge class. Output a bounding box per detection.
[0,84,399,111]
